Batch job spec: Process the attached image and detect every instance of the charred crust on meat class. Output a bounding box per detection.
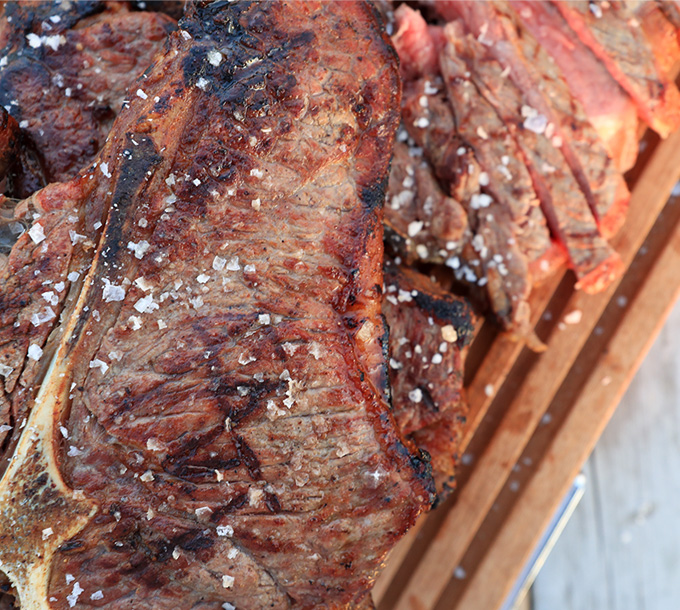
[102,133,162,261]
[232,433,262,480]
[210,492,249,522]
[360,174,389,212]
[57,539,84,554]
[412,291,475,346]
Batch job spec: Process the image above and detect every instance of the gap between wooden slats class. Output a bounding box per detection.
[452,183,680,610]
[375,128,680,610]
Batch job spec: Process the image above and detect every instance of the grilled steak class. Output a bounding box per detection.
[554,0,680,138]
[0,1,175,197]
[383,263,474,496]
[0,3,434,609]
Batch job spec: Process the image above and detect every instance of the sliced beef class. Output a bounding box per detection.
[0,2,433,609]
[442,22,623,294]
[0,1,175,196]
[510,0,640,173]
[401,78,536,332]
[385,139,469,265]
[554,0,680,138]
[434,1,629,240]
[437,27,556,275]
[383,263,474,496]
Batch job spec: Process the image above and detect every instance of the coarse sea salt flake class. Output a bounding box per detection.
[196,77,209,90]
[134,295,158,314]
[212,255,227,271]
[31,307,56,326]
[68,271,80,282]
[441,325,458,342]
[127,240,150,260]
[102,279,125,302]
[89,359,109,374]
[67,582,83,608]
[28,223,45,244]
[408,388,423,403]
[136,89,147,99]
[42,527,53,540]
[197,273,210,284]
[100,162,111,178]
[226,257,240,271]
[222,575,235,589]
[207,49,223,66]
[147,438,163,451]
[217,524,234,537]
[407,220,424,237]
[90,591,104,601]
[27,344,43,361]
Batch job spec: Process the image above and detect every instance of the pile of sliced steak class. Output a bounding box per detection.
[387,0,680,333]
[0,2,435,608]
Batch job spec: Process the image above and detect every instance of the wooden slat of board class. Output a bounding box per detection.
[387,130,680,610]
[462,271,564,452]
[455,196,680,610]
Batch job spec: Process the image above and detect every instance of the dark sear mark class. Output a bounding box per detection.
[232,433,262,480]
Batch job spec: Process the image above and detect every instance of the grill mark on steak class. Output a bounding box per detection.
[0,2,433,608]
[232,433,262,481]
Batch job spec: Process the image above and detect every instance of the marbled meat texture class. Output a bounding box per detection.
[383,263,474,496]
[0,2,434,608]
[0,1,176,197]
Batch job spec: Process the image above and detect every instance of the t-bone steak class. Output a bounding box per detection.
[0,2,434,609]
